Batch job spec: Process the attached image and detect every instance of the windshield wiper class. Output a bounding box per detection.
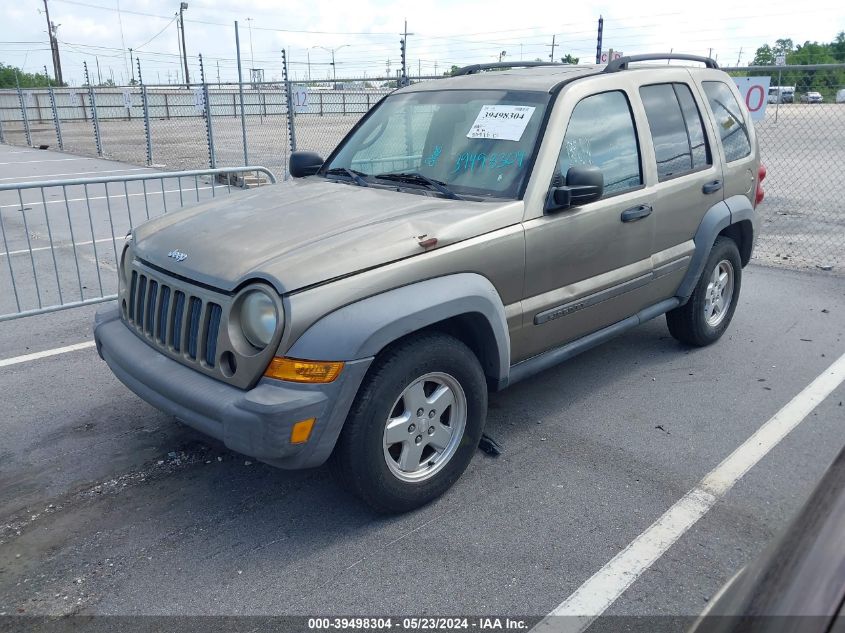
[325,167,369,187]
[374,172,464,200]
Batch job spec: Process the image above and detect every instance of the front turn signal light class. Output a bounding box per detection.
[291,418,316,444]
[264,357,344,383]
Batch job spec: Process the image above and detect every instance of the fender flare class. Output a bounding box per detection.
[287,273,511,385]
[676,195,754,302]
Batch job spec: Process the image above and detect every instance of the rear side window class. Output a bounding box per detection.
[640,84,710,180]
[556,91,642,196]
[702,81,751,162]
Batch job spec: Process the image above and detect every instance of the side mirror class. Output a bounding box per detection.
[546,165,604,211]
[289,151,324,178]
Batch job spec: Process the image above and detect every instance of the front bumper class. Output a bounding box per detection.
[94,305,372,469]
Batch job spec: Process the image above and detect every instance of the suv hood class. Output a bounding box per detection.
[132,178,521,293]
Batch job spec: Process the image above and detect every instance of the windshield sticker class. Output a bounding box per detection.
[424,145,443,167]
[466,105,536,141]
[453,151,526,174]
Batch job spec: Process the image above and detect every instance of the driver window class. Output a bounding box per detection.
[556,91,642,196]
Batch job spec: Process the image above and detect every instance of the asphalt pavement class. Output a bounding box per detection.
[0,145,844,626]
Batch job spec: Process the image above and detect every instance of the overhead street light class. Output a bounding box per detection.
[315,44,350,88]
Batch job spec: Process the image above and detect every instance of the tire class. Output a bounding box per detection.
[330,332,487,513]
[666,236,742,347]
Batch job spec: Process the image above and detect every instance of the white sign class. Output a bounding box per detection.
[732,76,771,121]
[775,54,786,66]
[466,105,536,141]
[600,50,624,63]
[193,88,206,113]
[293,85,309,113]
[122,90,133,109]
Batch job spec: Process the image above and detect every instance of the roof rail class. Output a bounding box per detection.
[452,61,564,76]
[604,53,719,72]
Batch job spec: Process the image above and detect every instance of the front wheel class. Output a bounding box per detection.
[666,236,742,346]
[330,332,487,513]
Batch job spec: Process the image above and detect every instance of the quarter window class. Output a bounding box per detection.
[640,83,711,180]
[702,81,752,162]
[556,91,642,196]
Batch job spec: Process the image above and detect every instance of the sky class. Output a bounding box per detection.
[1,0,843,86]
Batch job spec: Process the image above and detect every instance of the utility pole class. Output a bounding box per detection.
[216,59,220,85]
[129,48,135,83]
[399,20,413,87]
[307,50,311,82]
[179,2,190,87]
[595,15,603,64]
[42,0,63,84]
[547,34,556,62]
[246,17,255,85]
[95,56,102,85]
[735,47,743,67]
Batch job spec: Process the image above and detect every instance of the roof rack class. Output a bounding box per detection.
[452,61,564,76]
[604,53,719,72]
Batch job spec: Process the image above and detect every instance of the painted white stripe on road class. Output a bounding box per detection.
[0,167,148,182]
[0,158,96,165]
[0,341,96,368]
[0,237,117,258]
[534,350,845,633]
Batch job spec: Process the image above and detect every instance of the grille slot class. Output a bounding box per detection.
[135,275,147,326]
[157,286,171,343]
[205,303,222,367]
[187,297,202,360]
[122,263,228,375]
[145,281,158,335]
[171,291,186,351]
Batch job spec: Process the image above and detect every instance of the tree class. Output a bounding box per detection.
[0,63,54,88]
[560,53,579,64]
[443,65,460,76]
[752,44,775,66]
[773,39,794,56]
[831,31,845,62]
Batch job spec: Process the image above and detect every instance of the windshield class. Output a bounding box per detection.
[323,89,551,200]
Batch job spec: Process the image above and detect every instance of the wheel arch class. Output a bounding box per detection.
[676,195,755,303]
[286,273,511,389]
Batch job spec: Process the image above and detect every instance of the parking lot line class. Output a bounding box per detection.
[0,237,117,258]
[534,350,845,633]
[0,167,149,182]
[0,158,96,165]
[0,185,216,210]
[0,340,96,368]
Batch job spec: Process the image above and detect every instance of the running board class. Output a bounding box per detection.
[505,298,680,388]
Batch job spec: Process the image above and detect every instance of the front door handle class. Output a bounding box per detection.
[621,204,653,223]
[702,179,723,194]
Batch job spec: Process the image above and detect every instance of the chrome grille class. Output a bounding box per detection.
[124,267,223,369]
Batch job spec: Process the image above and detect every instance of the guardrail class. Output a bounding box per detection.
[0,166,276,322]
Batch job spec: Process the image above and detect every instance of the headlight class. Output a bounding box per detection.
[240,289,279,348]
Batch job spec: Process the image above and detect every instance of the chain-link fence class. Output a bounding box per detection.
[723,65,845,272]
[2,65,843,272]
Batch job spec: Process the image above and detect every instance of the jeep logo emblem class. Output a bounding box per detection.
[167,250,188,262]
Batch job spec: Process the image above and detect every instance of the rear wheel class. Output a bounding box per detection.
[330,332,487,513]
[667,236,742,346]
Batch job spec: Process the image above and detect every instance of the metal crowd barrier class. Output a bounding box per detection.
[0,166,276,322]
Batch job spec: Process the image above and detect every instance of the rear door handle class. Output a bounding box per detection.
[621,204,653,223]
[702,179,723,194]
